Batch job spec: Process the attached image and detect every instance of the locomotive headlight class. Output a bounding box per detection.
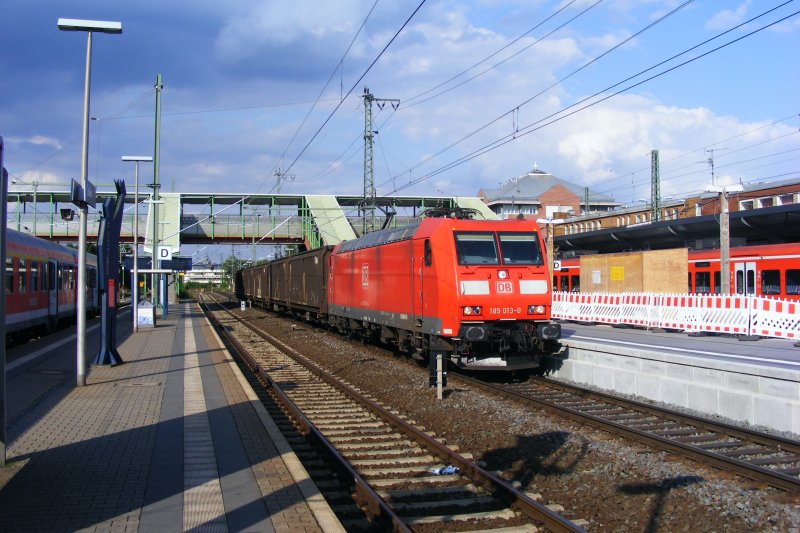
[497,269,508,279]
[462,306,483,316]
[464,306,472,315]
[527,305,546,314]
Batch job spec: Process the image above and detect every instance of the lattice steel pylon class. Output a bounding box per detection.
[651,149,660,221]
[362,87,398,234]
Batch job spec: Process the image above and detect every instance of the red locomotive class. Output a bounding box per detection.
[237,213,561,373]
[552,242,800,299]
[4,228,99,340]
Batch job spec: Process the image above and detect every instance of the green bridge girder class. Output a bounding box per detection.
[7,187,497,251]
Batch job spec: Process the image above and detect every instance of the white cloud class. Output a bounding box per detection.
[29,135,63,150]
[705,1,751,31]
[214,0,374,62]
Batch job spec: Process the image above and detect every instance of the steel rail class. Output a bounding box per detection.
[200,296,411,532]
[202,293,586,533]
[460,374,800,492]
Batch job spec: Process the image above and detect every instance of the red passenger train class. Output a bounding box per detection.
[237,214,561,373]
[4,228,99,340]
[552,242,800,299]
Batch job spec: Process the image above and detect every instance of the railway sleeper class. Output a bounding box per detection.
[303,409,372,419]
[357,464,446,477]
[651,427,703,438]
[311,419,384,429]
[349,455,437,467]
[379,483,483,501]
[332,439,415,450]
[327,433,404,443]
[322,427,399,437]
[748,455,800,466]
[368,474,462,487]
[714,446,773,458]
[342,447,428,460]
[390,495,503,515]
[403,507,518,526]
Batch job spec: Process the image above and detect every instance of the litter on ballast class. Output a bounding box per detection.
[430,465,460,475]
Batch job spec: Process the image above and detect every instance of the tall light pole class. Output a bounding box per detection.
[58,18,122,387]
[122,156,152,333]
[706,184,743,295]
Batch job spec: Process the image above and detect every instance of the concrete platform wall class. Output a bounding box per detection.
[546,339,800,435]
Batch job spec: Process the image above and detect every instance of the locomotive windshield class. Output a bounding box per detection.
[498,232,543,265]
[454,231,543,266]
[454,233,499,265]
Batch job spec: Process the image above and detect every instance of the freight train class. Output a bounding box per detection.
[552,242,800,299]
[4,228,99,341]
[236,213,562,373]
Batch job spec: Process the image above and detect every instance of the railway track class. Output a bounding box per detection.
[199,293,586,532]
[460,375,800,492]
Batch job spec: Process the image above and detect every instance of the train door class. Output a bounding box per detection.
[734,261,756,295]
[47,260,58,329]
[411,239,428,322]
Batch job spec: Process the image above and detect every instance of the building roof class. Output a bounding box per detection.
[480,168,617,206]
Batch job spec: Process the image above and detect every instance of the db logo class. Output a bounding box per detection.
[496,281,513,293]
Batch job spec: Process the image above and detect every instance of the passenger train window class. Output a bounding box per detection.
[571,276,580,292]
[787,269,800,295]
[694,272,711,294]
[735,270,744,294]
[18,258,26,293]
[746,270,755,295]
[714,272,720,294]
[30,261,39,292]
[5,257,13,293]
[560,276,569,291]
[761,270,781,295]
[454,233,499,265]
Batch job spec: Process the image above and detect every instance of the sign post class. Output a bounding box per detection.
[94,180,126,365]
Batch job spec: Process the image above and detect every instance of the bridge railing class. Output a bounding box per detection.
[552,291,799,341]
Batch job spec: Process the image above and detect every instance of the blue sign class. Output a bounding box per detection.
[161,257,193,271]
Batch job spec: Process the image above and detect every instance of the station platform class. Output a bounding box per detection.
[0,301,343,532]
[551,322,800,435]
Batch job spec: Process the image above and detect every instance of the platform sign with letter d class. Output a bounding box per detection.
[156,245,173,265]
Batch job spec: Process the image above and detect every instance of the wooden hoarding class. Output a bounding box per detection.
[580,249,688,293]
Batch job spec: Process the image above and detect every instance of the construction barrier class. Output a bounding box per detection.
[552,292,800,340]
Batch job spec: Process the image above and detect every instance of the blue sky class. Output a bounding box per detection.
[2,0,798,259]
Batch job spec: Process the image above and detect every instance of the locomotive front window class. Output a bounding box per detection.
[454,233,499,265]
[497,233,543,265]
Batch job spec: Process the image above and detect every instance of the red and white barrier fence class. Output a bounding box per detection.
[552,292,798,340]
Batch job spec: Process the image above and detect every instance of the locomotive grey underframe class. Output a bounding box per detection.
[328,303,552,371]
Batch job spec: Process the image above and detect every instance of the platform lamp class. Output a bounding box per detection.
[58,18,122,387]
[122,156,152,333]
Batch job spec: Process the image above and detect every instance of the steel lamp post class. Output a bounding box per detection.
[58,18,122,386]
[122,156,152,333]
